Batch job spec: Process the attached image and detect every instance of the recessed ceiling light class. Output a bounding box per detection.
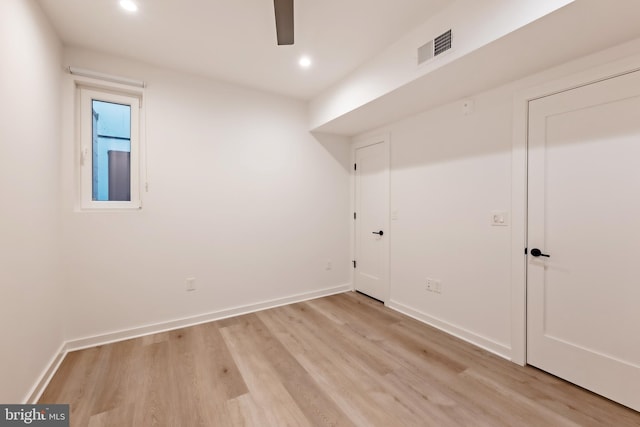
[119,0,138,12]
[299,56,312,68]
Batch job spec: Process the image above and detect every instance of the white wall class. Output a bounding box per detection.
[60,48,351,342]
[357,37,640,359]
[0,0,64,403]
[379,88,514,355]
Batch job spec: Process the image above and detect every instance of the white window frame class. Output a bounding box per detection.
[78,86,142,210]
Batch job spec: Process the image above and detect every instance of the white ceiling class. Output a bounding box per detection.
[37,0,454,100]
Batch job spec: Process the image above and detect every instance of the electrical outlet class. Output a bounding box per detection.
[462,99,475,115]
[186,277,196,292]
[426,278,442,294]
[426,278,434,292]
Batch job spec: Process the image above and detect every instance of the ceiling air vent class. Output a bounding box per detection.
[417,29,452,65]
[434,29,452,56]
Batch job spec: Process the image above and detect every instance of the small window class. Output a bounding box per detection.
[79,87,141,209]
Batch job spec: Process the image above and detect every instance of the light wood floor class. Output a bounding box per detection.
[40,292,640,426]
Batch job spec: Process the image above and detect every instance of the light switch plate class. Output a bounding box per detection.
[491,211,509,226]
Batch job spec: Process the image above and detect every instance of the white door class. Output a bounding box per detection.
[527,70,640,411]
[354,140,389,302]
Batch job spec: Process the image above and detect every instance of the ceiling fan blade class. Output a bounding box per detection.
[274,0,294,45]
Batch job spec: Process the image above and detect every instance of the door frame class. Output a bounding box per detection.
[351,133,391,303]
[510,53,640,365]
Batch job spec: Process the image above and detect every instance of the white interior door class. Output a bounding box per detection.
[527,70,640,411]
[354,140,389,302]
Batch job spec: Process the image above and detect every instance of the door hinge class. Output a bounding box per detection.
[354,163,357,171]
[524,248,528,255]
[354,212,356,220]
[353,260,357,268]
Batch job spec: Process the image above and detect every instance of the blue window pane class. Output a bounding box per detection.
[92,100,132,201]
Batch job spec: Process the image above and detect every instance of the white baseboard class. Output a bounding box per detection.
[66,284,352,352]
[30,286,513,404]
[386,299,511,360]
[26,342,68,404]
[27,284,351,403]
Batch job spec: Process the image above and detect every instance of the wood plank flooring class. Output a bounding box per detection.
[39,292,640,426]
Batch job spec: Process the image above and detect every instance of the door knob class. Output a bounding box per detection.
[372,230,384,236]
[530,248,550,258]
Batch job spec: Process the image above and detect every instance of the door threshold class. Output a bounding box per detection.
[355,290,384,304]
